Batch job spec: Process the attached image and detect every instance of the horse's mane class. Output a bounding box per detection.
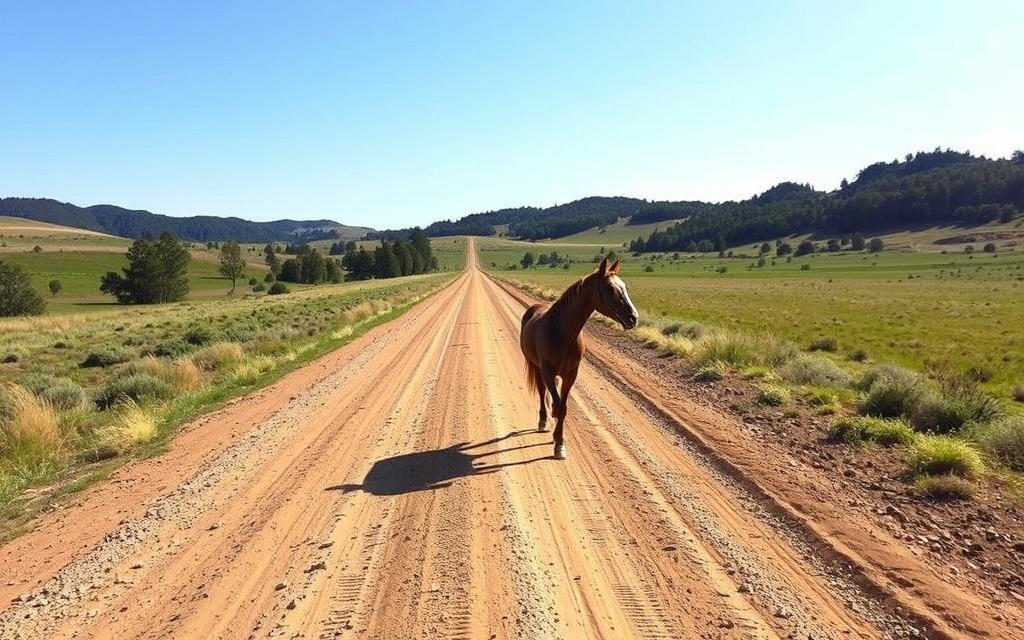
[549,275,591,314]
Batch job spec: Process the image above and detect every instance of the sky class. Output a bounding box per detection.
[1,1,1021,229]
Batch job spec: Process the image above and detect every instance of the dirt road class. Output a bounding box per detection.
[0,240,1013,639]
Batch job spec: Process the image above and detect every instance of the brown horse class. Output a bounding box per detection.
[520,257,638,460]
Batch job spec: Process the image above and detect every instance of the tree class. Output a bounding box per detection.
[1013,150,1024,165]
[100,233,190,304]
[868,237,885,252]
[299,250,327,283]
[263,243,280,276]
[759,242,771,255]
[325,258,343,282]
[374,242,401,278]
[850,233,866,251]
[776,242,792,256]
[826,239,840,252]
[343,247,376,281]
[48,279,62,296]
[395,242,414,276]
[983,242,997,253]
[278,258,301,282]
[795,240,816,256]
[219,241,246,294]
[521,252,535,269]
[0,261,45,316]
[409,228,433,267]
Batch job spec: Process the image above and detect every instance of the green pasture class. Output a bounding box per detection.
[478,236,1024,397]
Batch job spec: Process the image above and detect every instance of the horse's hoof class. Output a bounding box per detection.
[554,445,566,460]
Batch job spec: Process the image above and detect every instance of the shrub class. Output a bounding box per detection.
[693,332,759,367]
[150,340,192,358]
[764,340,800,367]
[81,347,131,368]
[983,242,997,253]
[1015,384,1024,403]
[192,342,246,371]
[848,349,868,362]
[756,385,790,406]
[909,380,1002,434]
[907,435,983,478]
[828,416,914,445]
[184,325,216,345]
[0,261,46,317]
[661,321,705,339]
[693,363,724,382]
[972,416,1024,471]
[94,373,172,409]
[37,378,86,411]
[0,385,62,464]
[248,277,259,286]
[806,388,838,407]
[268,282,289,295]
[779,354,851,387]
[858,364,926,418]
[808,336,838,352]
[252,284,266,292]
[914,474,975,500]
[2,351,25,363]
[93,399,157,456]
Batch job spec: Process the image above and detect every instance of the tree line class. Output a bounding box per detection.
[630,150,1023,252]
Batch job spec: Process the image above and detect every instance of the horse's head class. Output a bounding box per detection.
[591,257,639,330]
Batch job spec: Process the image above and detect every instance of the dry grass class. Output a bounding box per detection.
[192,342,246,371]
[95,399,157,455]
[907,435,984,478]
[228,355,277,384]
[169,358,204,391]
[0,384,63,462]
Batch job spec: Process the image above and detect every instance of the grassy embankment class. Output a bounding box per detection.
[0,272,455,533]
[479,233,1024,500]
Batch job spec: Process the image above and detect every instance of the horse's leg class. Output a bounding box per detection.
[539,367,562,455]
[552,367,578,460]
[537,385,548,431]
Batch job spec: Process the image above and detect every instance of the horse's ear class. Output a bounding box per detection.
[609,259,621,275]
[597,257,609,276]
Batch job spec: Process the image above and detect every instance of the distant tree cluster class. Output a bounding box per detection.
[342,229,439,281]
[630,150,1024,253]
[100,232,191,304]
[276,244,343,284]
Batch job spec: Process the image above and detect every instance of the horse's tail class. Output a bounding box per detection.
[525,359,544,397]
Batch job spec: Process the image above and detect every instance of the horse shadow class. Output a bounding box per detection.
[327,429,547,496]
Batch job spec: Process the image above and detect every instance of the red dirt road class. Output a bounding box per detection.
[0,240,1015,639]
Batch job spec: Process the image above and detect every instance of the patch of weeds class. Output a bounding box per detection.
[81,348,131,368]
[755,384,790,406]
[907,435,983,478]
[808,336,838,352]
[693,363,724,382]
[914,474,975,501]
[94,373,172,410]
[971,416,1024,471]
[828,416,915,445]
[779,354,851,387]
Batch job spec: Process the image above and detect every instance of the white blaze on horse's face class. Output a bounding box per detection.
[609,275,639,330]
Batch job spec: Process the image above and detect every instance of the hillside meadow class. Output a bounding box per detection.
[477,236,1024,398]
[0,272,453,529]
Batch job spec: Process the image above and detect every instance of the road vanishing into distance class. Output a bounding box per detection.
[0,240,1014,639]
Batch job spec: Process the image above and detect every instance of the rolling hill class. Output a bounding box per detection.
[0,197,373,243]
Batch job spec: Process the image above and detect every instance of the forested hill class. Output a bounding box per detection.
[631,150,1024,252]
[0,197,370,243]
[385,149,1023,246]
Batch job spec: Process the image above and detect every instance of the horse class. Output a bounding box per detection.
[519,257,639,460]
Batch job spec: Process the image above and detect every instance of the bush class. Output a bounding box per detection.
[756,385,790,406]
[184,325,216,345]
[0,385,62,463]
[858,364,926,418]
[808,336,838,352]
[252,283,266,292]
[192,342,246,371]
[248,277,258,286]
[909,383,1003,433]
[764,340,800,367]
[81,347,131,368]
[36,378,86,411]
[828,416,915,445]
[914,475,975,501]
[661,321,705,339]
[779,354,851,387]
[972,416,1024,471]
[94,373,172,409]
[150,340,192,358]
[983,242,997,253]
[0,261,46,317]
[693,363,724,382]
[1014,384,1024,403]
[907,435,983,478]
[693,332,759,367]
[848,349,868,362]
[268,282,289,295]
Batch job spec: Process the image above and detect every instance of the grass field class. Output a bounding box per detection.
[0,250,268,314]
[539,216,687,247]
[0,272,453,521]
[0,216,131,252]
[478,236,1024,398]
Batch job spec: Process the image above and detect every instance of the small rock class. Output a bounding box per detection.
[274,582,288,591]
[286,599,297,610]
[305,561,327,573]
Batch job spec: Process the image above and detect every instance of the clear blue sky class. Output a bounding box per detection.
[1,1,1021,229]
